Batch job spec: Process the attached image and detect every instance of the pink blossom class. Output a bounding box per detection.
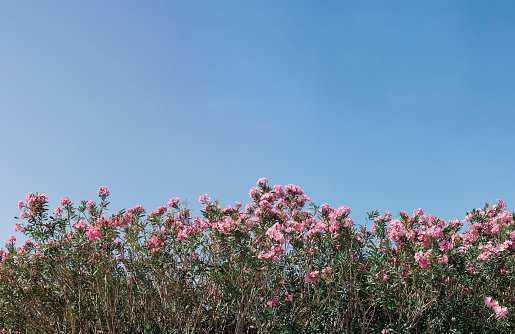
[267,298,279,307]
[382,330,389,334]
[168,197,180,207]
[266,223,285,243]
[494,305,508,317]
[439,239,451,251]
[285,291,294,302]
[147,206,168,219]
[500,269,510,275]
[17,246,27,254]
[273,184,285,198]
[85,225,102,241]
[485,296,509,317]
[414,250,431,268]
[284,184,304,196]
[73,220,88,230]
[249,186,259,198]
[485,296,496,308]
[412,208,423,217]
[7,235,16,243]
[371,225,378,236]
[257,177,269,186]
[305,271,319,283]
[54,206,62,218]
[145,235,164,248]
[198,194,210,204]
[127,205,145,214]
[86,200,96,210]
[176,226,195,241]
[437,254,449,263]
[60,197,71,206]
[14,223,24,232]
[17,200,23,210]
[97,186,110,196]
[477,251,491,261]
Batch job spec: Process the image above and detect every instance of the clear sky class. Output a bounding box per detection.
[1,1,515,246]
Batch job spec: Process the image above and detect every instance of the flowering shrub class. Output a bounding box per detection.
[0,179,514,333]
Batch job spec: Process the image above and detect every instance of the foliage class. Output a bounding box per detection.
[1,179,514,333]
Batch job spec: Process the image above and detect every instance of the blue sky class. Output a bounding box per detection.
[1,1,515,245]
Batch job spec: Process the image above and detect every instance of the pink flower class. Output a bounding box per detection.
[414,250,432,268]
[284,184,304,195]
[54,206,63,218]
[494,306,508,317]
[267,298,279,307]
[85,225,102,241]
[485,296,509,317]
[305,271,319,283]
[382,330,389,334]
[273,184,285,198]
[485,296,496,308]
[60,197,71,206]
[97,186,110,196]
[439,239,451,251]
[266,223,285,243]
[437,254,449,263]
[477,251,491,261]
[285,291,294,302]
[249,186,259,198]
[73,220,88,230]
[371,225,378,236]
[198,194,210,204]
[147,206,168,218]
[18,200,23,210]
[7,235,16,243]
[86,200,96,210]
[257,177,269,186]
[412,208,423,217]
[127,205,145,214]
[168,197,180,207]
[14,223,24,232]
[145,235,164,248]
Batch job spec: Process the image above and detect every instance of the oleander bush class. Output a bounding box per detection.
[0,178,514,333]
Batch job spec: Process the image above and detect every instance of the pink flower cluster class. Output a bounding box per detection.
[85,200,96,211]
[18,193,48,219]
[97,186,110,196]
[86,225,102,241]
[168,197,180,207]
[414,249,433,268]
[485,296,508,317]
[305,271,320,283]
[127,205,145,214]
[73,220,88,230]
[147,206,168,219]
[60,197,71,206]
[267,298,279,307]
